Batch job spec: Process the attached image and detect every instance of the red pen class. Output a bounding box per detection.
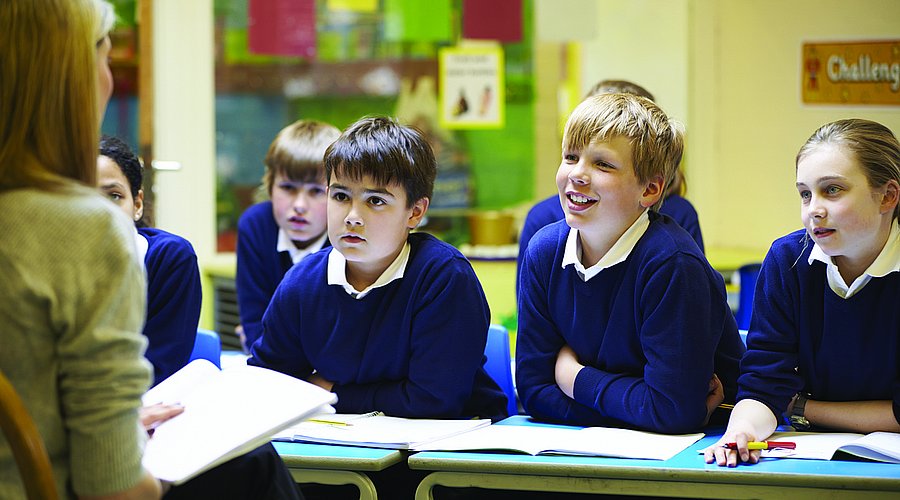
[723,441,796,450]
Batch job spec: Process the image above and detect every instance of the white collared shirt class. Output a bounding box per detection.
[132,227,148,265]
[326,243,410,299]
[277,229,328,265]
[808,219,900,299]
[561,210,650,282]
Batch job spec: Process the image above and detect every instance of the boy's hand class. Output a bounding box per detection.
[235,324,248,353]
[139,403,185,436]
[555,345,584,399]
[704,373,725,425]
[307,372,334,392]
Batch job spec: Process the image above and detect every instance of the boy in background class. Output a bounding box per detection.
[516,94,743,433]
[248,116,507,422]
[236,120,340,350]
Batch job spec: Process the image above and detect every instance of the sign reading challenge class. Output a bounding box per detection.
[802,40,900,105]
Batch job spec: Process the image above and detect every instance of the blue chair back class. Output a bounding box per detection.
[734,263,762,331]
[484,324,517,416]
[189,329,222,368]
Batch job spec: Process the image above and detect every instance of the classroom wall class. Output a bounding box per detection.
[155,0,900,262]
[695,0,900,253]
[579,0,690,128]
[153,0,217,260]
[579,0,900,255]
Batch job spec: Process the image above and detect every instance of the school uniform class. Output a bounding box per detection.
[737,223,900,424]
[516,194,704,295]
[142,225,299,499]
[138,227,201,386]
[248,232,508,422]
[660,194,704,253]
[236,200,328,348]
[516,211,743,433]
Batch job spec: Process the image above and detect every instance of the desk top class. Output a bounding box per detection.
[705,246,767,272]
[408,416,900,491]
[273,441,404,472]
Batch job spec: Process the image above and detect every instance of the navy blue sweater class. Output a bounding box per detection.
[141,227,201,386]
[516,194,704,295]
[248,232,508,421]
[516,213,743,433]
[738,229,900,424]
[236,201,330,348]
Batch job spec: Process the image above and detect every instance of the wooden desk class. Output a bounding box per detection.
[273,441,404,500]
[408,416,900,499]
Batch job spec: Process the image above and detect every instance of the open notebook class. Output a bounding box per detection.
[275,413,491,450]
[758,431,900,463]
[415,424,704,461]
[142,360,336,484]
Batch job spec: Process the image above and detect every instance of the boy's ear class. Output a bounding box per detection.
[134,189,145,222]
[407,197,430,229]
[879,179,900,215]
[639,175,665,209]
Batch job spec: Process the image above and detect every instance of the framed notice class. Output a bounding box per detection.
[439,46,505,129]
[802,40,900,105]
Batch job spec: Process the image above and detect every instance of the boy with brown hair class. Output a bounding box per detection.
[249,116,507,421]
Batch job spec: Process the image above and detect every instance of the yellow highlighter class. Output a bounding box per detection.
[724,441,796,450]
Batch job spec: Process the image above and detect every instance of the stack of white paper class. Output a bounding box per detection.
[278,413,491,450]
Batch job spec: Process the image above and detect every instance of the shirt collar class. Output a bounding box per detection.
[561,210,650,282]
[133,227,148,264]
[808,218,900,298]
[277,229,328,264]
[327,243,410,299]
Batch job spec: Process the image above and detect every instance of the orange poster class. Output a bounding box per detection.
[802,40,900,105]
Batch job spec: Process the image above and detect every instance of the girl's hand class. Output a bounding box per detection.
[703,399,776,467]
[703,431,762,467]
[139,403,184,436]
[555,345,584,399]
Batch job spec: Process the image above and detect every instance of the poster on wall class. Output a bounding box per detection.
[248,0,316,58]
[439,46,505,129]
[802,40,900,105]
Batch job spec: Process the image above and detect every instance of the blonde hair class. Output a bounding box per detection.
[797,118,900,220]
[0,0,113,193]
[585,79,689,199]
[585,79,654,101]
[262,120,341,195]
[562,93,684,211]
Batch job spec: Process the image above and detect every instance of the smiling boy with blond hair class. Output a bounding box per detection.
[516,94,744,433]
